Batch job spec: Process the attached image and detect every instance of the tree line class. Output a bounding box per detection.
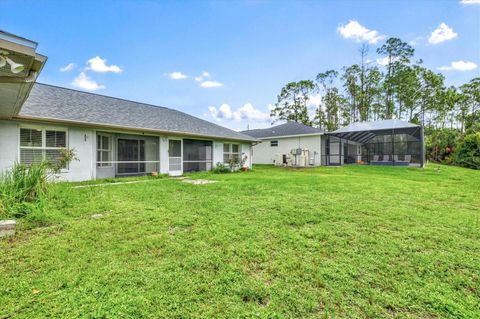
[270,37,479,169]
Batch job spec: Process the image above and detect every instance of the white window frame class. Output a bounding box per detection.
[18,126,69,170]
[96,134,112,167]
[223,143,240,164]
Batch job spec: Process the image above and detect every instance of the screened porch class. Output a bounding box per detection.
[322,120,425,167]
[95,133,215,178]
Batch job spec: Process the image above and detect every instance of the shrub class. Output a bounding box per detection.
[213,162,230,174]
[226,154,248,172]
[0,162,49,218]
[454,132,480,170]
[425,128,460,163]
[0,148,78,218]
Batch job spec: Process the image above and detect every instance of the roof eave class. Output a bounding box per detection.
[255,132,324,139]
[13,115,259,143]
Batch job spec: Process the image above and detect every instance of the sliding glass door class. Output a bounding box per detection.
[117,138,145,174]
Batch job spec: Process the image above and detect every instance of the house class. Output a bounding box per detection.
[0,31,256,181]
[243,120,425,167]
[242,122,324,166]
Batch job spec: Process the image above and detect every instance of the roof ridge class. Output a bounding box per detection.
[242,121,321,133]
[35,82,169,110]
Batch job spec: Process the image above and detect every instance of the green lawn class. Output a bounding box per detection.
[1,164,479,318]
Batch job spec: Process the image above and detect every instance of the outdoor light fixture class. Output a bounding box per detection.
[5,57,24,73]
[0,50,25,74]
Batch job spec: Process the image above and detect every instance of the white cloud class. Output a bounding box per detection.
[59,63,76,72]
[207,106,219,121]
[338,20,384,44]
[208,103,270,122]
[200,80,224,88]
[235,103,270,121]
[71,72,105,91]
[428,23,458,44]
[376,56,403,66]
[376,57,390,66]
[208,104,233,121]
[220,104,234,119]
[167,71,188,80]
[195,71,212,82]
[438,60,478,71]
[307,94,322,108]
[86,56,122,73]
[409,36,424,46]
[460,0,480,4]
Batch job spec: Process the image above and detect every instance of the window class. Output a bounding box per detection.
[97,134,112,167]
[223,143,240,163]
[270,140,278,147]
[20,128,67,168]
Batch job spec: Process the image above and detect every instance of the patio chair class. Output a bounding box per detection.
[382,155,390,162]
[404,155,411,163]
[373,155,380,162]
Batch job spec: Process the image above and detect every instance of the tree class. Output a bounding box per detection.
[415,66,444,126]
[395,64,420,121]
[454,132,480,169]
[316,70,345,130]
[270,80,316,125]
[342,64,361,123]
[377,38,414,118]
[460,78,480,133]
[342,46,384,122]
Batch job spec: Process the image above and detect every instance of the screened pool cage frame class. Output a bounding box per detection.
[322,125,425,167]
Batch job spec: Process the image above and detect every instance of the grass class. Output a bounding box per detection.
[1,164,479,318]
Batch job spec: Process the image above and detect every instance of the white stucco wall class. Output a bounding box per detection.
[0,120,254,180]
[251,135,323,166]
[63,127,95,181]
[241,143,252,168]
[213,141,224,167]
[0,121,95,181]
[0,120,19,173]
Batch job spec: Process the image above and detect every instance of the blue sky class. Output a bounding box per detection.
[2,0,479,130]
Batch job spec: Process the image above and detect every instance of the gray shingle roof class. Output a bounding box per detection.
[18,83,257,142]
[241,122,324,139]
[331,119,419,134]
